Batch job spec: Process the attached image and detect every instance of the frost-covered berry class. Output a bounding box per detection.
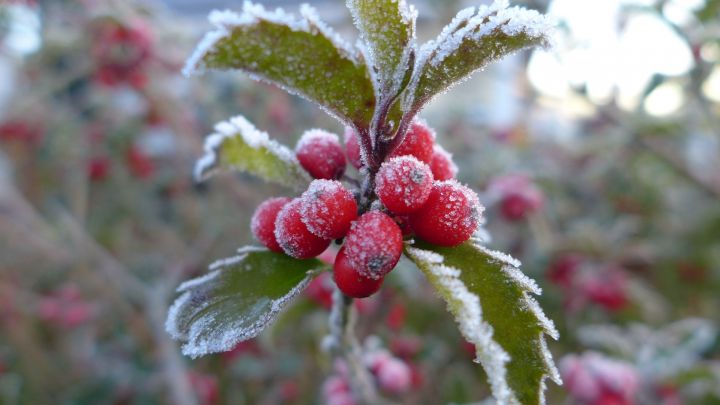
[300,180,357,239]
[334,246,384,298]
[344,127,363,169]
[389,120,435,164]
[344,211,403,279]
[275,198,331,259]
[409,181,482,247]
[429,145,458,181]
[376,156,433,214]
[251,197,291,253]
[296,129,346,179]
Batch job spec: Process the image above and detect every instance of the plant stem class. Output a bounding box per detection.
[328,287,382,404]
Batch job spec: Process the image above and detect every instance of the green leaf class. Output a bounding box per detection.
[184,3,376,128]
[194,115,311,190]
[403,3,554,116]
[405,240,561,405]
[347,0,416,94]
[166,247,327,358]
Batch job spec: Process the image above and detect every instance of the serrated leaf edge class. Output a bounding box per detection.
[405,242,561,405]
[193,114,310,187]
[165,248,319,359]
[402,0,555,114]
[183,1,359,77]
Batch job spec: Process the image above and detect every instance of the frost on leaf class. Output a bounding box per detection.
[194,115,310,190]
[184,1,376,128]
[347,0,417,96]
[404,0,554,115]
[405,240,561,405]
[165,247,326,358]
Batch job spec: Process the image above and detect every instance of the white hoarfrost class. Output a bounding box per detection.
[165,250,315,358]
[405,246,515,404]
[346,0,418,95]
[406,241,561,404]
[404,0,554,113]
[184,1,357,76]
[193,114,308,185]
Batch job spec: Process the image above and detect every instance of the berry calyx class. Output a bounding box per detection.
[251,197,291,252]
[389,120,435,164]
[409,180,482,247]
[344,211,403,280]
[429,144,458,181]
[274,198,331,259]
[296,129,346,180]
[375,156,433,215]
[344,127,363,169]
[333,246,384,298]
[300,179,358,239]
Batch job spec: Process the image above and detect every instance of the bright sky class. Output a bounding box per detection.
[527,0,714,116]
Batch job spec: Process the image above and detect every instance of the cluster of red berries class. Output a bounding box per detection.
[251,121,482,298]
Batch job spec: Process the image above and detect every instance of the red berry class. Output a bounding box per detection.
[275,198,331,259]
[300,180,358,239]
[88,157,111,182]
[547,254,583,288]
[376,156,433,214]
[344,127,364,169]
[344,211,403,279]
[429,145,458,180]
[389,120,435,164]
[488,174,544,221]
[334,246,384,298]
[296,130,346,179]
[500,193,531,221]
[409,180,482,247]
[126,145,154,179]
[251,197,291,252]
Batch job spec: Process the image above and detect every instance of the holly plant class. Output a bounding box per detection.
[166,1,560,403]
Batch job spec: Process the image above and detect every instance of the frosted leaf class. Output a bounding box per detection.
[405,240,561,405]
[184,1,376,128]
[194,114,310,190]
[346,0,417,95]
[403,0,555,115]
[165,248,327,358]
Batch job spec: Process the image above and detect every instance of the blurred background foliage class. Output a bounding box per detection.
[0,0,719,404]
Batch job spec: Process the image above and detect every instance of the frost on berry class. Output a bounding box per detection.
[409,180,483,247]
[296,129,347,180]
[334,246,384,298]
[274,198,331,259]
[430,144,458,180]
[300,179,358,239]
[251,197,291,252]
[376,156,433,215]
[344,211,403,280]
[344,126,364,169]
[389,119,436,164]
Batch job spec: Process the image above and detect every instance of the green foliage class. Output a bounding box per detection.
[185,6,376,128]
[406,8,552,116]
[347,0,416,94]
[194,115,310,190]
[406,240,560,405]
[166,248,327,358]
